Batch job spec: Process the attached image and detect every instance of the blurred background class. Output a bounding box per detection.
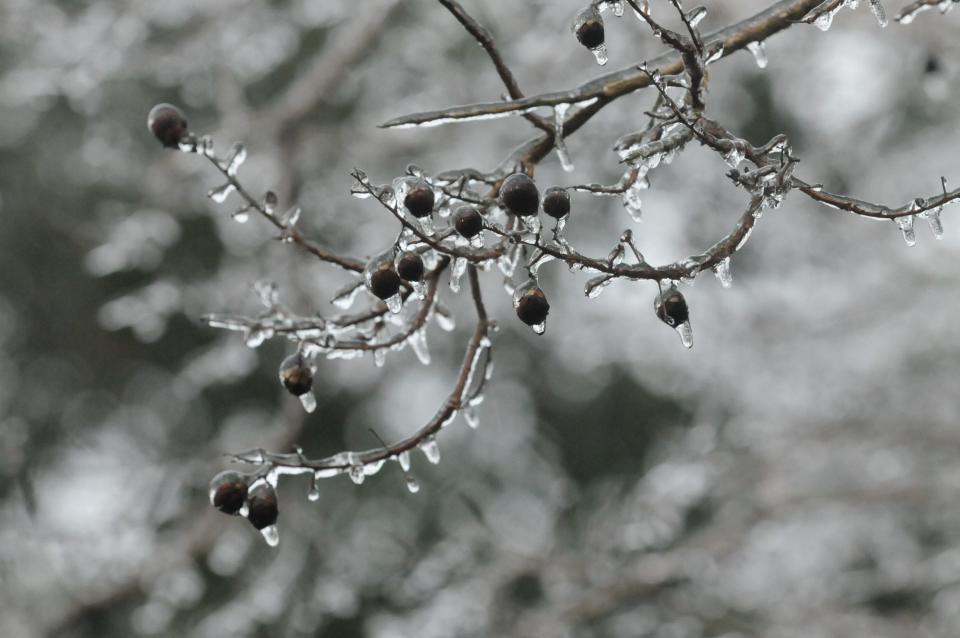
[1,1,959,636]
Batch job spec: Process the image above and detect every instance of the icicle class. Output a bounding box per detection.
[554,103,574,172]
[226,143,247,176]
[712,257,733,288]
[746,41,768,69]
[869,0,888,26]
[244,327,269,348]
[920,208,944,239]
[374,348,387,367]
[677,321,694,348]
[585,274,614,298]
[449,257,467,293]
[348,465,365,485]
[895,215,916,246]
[279,206,301,227]
[434,304,456,331]
[263,191,278,215]
[464,407,480,429]
[420,437,441,464]
[397,450,411,472]
[363,459,385,476]
[207,183,235,204]
[623,176,645,222]
[405,475,420,493]
[308,475,321,501]
[409,330,431,365]
[299,392,317,413]
[259,525,280,547]
[528,251,556,276]
[814,5,842,30]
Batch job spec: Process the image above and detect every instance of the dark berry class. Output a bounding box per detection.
[209,471,248,515]
[499,173,540,217]
[369,263,402,300]
[575,12,605,50]
[925,54,940,75]
[515,287,550,326]
[397,252,425,282]
[655,288,689,327]
[278,353,312,397]
[404,182,435,218]
[541,187,570,219]
[454,206,484,238]
[147,103,188,149]
[246,484,279,530]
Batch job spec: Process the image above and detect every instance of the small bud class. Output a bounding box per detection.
[541,187,571,219]
[454,206,484,238]
[209,471,249,515]
[574,9,605,50]
[404,181,435,218]
[368,262,402,300]
[397,251,425,282]
[655,287,689,327]
[515,286,550,326]
[246,484,279,530]
[499,173,540,217]
[278,353,313,397]
[147,103,188,149]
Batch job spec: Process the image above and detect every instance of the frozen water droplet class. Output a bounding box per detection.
[260,525,280,547]
[869,0,888,26]
[531,321,546,335]
[385,293,403,314]
[591,43,609,66]
[705,42,724,63]
[435,304,456,331]
[420,437,440,464]
[308,476,321,501]
[409,330,430,365]
[208,183,235,204]
[815,7,838,30]
[746,41,768,68]
[226,142,247,176]
[449,257,467,293]
[299,391,317,413]
[469,233,484,248]
[686,6,707,26]
[895,215,916,246]
[280,206,301,227]
[585,275,613,298]
[723,139,747,168]
[623,181,644,222]
[405,475,421,493]
[921,208,944,239]
[348,465,365,485]
[464,407,480,429]
[418,214,436,236]
[676,320,694,349]
[712,257,733,288]
[374,348,387,367]
[332,282,362,309]
[263,191,278,215]
[245,328,267,348]
[231,209,250,223]
[397,450,411,472]
[520,215,541,235]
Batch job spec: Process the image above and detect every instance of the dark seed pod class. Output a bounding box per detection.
[515,287,550,326]
[655,288,689,327]
[246,484,279,530]
[404,182,435,218]
[209,471,249,515]
[369,263,402,300]
[574,10,605,50]
[541,187,571,219]
[147,103,188,149]
[454,206,484,238]
[499,173,540,217]
[278,353,312,396]
[397,251,425,282]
